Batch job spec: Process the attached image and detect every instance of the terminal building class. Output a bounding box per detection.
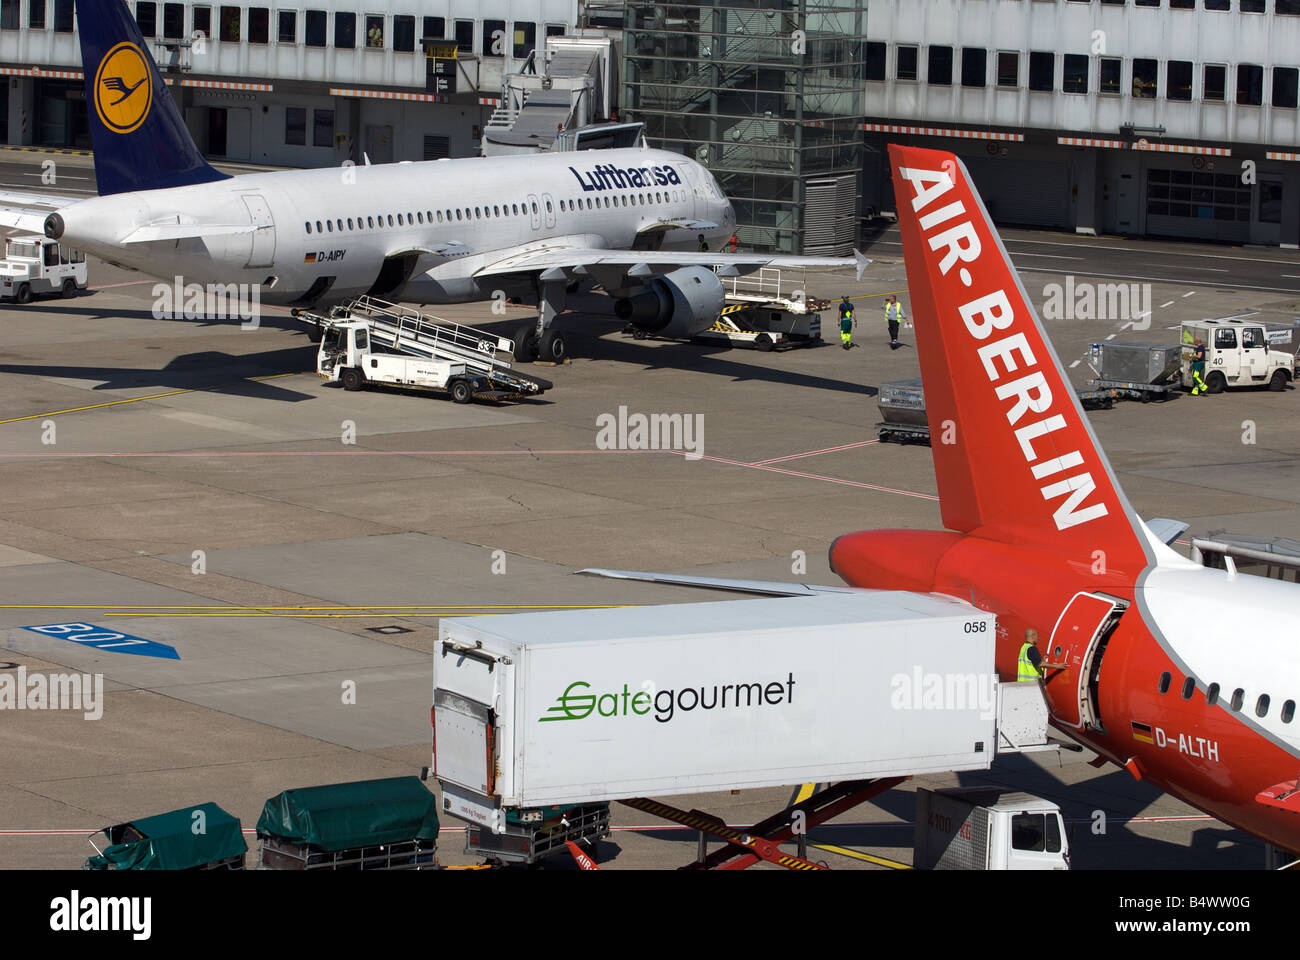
[4,1,1299,249]
[861,0,1300,247]
[0,0,587,164]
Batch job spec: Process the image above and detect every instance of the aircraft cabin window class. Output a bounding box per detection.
[436,211,443,223]
[388,215,394,226]
[545,200,552,213]
[1158,672,1171,694]
[475,208,481,218]
[416,212,423,224]
[1206,682,1220,706]
[1257,694,1270,718]
[367,216,374,228]
[1180,677,1195,700]
[316,220,323,233]
[305,222,312,234]
[531,202,539,214]
[512,203,519,215]
[397,214,404,225]
[426,210,433,222]
[336,219,342,231]
[455,210,462,221]
[1283,700,1296,724]
[493,205,500,216]
[408,211,414,222]
[1231,688,1245,711]
[326,220,333,232]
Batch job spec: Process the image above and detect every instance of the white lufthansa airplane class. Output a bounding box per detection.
[0,0,868,362]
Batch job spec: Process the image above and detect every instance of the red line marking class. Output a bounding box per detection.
[751,439,880,465]
[699,454,940,501]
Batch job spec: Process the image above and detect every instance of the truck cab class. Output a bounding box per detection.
[0,235,88,303]
[914,786,1069,870]
[1181,319,1297,393]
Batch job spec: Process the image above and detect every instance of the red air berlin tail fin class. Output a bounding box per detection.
[887,144,1150,563]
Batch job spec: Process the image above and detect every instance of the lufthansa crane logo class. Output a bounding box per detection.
[93,42,152,134]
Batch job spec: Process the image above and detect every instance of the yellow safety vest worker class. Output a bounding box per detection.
[885,302,903,322]
[1017,642,1042,682]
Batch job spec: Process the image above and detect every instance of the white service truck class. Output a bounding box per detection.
[318,320,483,403]
[1181,319,1298,393]
[431,590,1056,864]
[0,235,87,303]
[913,786,1069,870]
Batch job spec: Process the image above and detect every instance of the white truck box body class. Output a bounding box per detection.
[434,591,998,807]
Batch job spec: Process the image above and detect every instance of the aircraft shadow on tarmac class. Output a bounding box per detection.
[473,315,883,398]
[0,345,321,402]
[10,298,309,334]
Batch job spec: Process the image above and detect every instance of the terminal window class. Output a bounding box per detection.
[1147,168,1251,222]
[135,3,156,37]
[865,42,885,82]
[219,5,239,42]
[997,51,1018,87]
[366,15,383,48]
[1280,0,1300,13]
[1062,54,1087,94]
[248,7,268,44]
[454,19,473,53]
[927,45,952,86]
[278,10,295,43]
[1131,59,1157,99]
[1166,60,1192,101]
[52,0,70,31]
[1099,58,1121,95]
[1240,0,1264,11]
[1273,67,1298,108]
[513,22,534,59]
[483,20,504,57]
[1204,0,1229,8]
[393,15,414,52]
[192,5,209,38]
[28,0,43,29]
[423,16,445,40]
[163,2,183,38]
[305,10,325,46]
[1237,64,1263,105]
[2,0,20,29]
[1028,51,1053,92]
[961,47,986,87]
[335,12,356,49]
[896,45,918,81]
[313,109,334,148]
[1169,0,1194,8]
[285,107,306,145]
[1204,64,1226,101]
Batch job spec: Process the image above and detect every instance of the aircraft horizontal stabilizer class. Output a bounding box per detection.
[576,567,862,597]
[121,223,259,244]
[0,205,56,235]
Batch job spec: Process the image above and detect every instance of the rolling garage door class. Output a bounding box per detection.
[960,156,1071,229]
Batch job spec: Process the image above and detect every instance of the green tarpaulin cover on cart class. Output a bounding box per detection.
[86,802,247,870]
[255,777,440,851]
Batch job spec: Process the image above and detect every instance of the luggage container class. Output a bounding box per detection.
[255,777,439,870]
[877,379,1117,443]
[84,803,247,870]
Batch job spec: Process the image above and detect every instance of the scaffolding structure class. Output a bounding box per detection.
[622,0,866,254]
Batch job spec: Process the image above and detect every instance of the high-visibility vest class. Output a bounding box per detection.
[885,302,904,321]
[1017,642,1042,682]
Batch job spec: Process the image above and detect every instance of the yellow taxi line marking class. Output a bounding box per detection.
[810,843,912,869]
[0,372,301,425]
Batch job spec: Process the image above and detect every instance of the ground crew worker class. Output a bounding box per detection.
[1190,337,1209,395]
[728,233,739,252]
[839,295,855,349]
[697,233,709,253]
[884,295,906,347]
[1017,628,1044,682]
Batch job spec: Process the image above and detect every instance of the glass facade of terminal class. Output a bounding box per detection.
[622,0,867,253]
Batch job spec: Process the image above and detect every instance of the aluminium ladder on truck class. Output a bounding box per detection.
[297,295,552,399]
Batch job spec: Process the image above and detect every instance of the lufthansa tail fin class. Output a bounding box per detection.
[77,0,228,195]
[887,144,1151,564]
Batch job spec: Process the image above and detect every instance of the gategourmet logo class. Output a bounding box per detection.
[540,674,795,725]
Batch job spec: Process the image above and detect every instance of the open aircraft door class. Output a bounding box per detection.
[242,194,275,269]
[1045,592,1127,731]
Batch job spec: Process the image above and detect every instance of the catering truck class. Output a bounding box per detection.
[913,786,1069,870]
[431,590,1055,863]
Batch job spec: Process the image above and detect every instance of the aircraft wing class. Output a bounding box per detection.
[577,567,863,597]
[476,246,871,283]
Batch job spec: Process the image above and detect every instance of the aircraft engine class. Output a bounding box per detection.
[613,266,725,340]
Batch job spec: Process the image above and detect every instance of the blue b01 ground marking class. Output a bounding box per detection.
[23,623,180,660]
